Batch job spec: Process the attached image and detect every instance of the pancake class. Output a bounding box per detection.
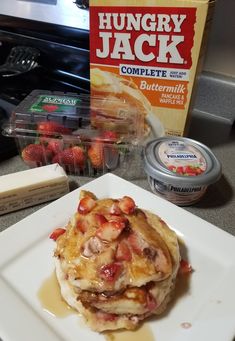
[52,190,180,332]
[90,68,152,136]
[90,68,152,116]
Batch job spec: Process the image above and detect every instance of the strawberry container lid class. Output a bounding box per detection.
[3,89,145,145]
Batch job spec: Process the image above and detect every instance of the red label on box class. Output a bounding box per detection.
[90,6,196,69]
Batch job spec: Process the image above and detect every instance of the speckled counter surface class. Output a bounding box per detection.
[0,131,235,237]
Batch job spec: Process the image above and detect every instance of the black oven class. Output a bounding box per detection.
[0,8,90,160]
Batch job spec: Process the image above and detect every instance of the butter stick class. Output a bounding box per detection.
[0,164,69,215]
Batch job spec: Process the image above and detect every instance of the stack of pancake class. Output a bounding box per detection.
[53,190,180,332]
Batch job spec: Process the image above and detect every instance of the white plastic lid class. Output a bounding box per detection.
[143,137,222,186]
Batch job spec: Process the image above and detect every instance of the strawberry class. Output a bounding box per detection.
[183,165,195,175]
[99,262,122,282]
[168,165,176,172]
[82,236,104,257]
[109,202,122,215]
[76,213,106,233]
[195,167,204,175]
[95,213,108,227]
[96,220,126,241]
[179,259,193,274]
[146,293,157,312]
[77,196,96,214]
[37,121,71,135]
[46,139,64,155]
[52,146,85,170]
[116,240,132,261]
[101,130,118,142]
[176,166,184,175]
[76,218,89,233]
[49,228,66,241]
[63,146,85,168]
[21,143,52,166]
[128,232,147,256]
[118,196,136,215]
[42,104,59,112]
[107,215,129,226]
[88,140,104,169]
[96,311,117,322]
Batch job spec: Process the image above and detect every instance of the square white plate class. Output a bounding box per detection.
[0,173,235,341]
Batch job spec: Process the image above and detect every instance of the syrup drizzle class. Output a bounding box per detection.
[37,269,191,341]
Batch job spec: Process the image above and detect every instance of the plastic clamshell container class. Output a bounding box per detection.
[143,137,222,206]
[3,90,146,179]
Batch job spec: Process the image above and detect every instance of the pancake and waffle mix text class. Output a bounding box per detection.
[90,0,214,136]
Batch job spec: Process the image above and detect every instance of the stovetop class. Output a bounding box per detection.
[0,65,90,105]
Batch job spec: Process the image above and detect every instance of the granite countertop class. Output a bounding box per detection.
[0,132,235,236]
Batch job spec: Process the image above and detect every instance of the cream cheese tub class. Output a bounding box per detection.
[143,137,222,206]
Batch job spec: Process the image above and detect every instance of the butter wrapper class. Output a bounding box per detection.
[0,164,69,215]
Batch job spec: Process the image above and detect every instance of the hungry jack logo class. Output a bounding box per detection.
[90,6,196,69]
[89,2,207,133]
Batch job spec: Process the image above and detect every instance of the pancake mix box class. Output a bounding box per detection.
[89,0,214,136]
